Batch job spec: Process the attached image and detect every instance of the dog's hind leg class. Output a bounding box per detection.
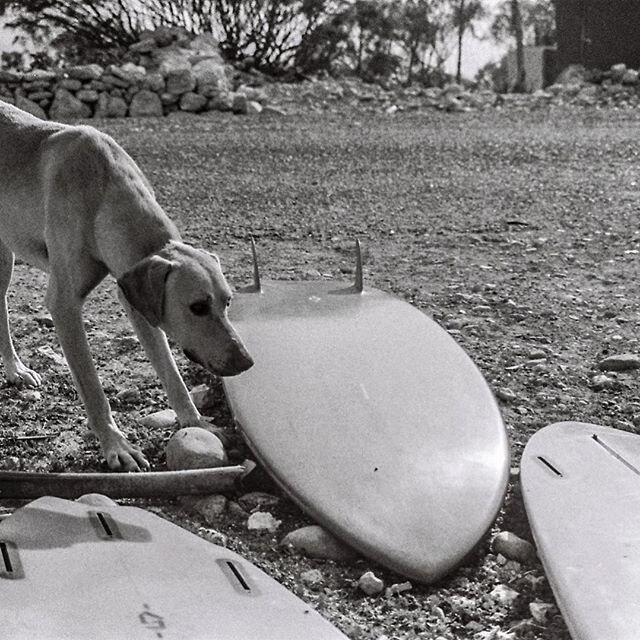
[0,240,41,387]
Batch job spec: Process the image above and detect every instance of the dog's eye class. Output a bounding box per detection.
[189,300,210,316]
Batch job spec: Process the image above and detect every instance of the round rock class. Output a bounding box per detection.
[166,427,228,470]
[76,493,118,507]
[491,531,536,564]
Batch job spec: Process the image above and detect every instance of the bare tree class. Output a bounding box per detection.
[450,0,486,84]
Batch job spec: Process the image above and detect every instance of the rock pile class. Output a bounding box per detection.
[269,61,640,114]
[0,27,268,120]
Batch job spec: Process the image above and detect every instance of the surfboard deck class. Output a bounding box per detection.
[0,496,348,639]
[521,421,640,640]
[223,278,509,583]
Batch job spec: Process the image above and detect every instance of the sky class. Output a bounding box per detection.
[0,1,508,80]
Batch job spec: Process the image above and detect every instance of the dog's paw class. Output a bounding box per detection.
[101,428,150,472]
[6,360,42,388]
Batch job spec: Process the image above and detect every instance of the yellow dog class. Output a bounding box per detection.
[0,101,253,471]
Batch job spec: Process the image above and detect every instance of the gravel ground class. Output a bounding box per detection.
[1,105,640,638]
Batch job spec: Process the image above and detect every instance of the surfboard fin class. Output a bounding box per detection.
[353,238,364,293]
[250,237,262,293]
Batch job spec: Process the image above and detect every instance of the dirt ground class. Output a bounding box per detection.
[1,105,639,638]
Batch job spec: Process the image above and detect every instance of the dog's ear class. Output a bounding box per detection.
[117,255,173,327]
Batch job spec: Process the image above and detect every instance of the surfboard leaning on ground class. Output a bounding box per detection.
[223,241,510,583]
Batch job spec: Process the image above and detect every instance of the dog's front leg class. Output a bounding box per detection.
[45,276,149,471]
[117,289,203,426]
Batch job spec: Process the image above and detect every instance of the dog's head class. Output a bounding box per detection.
[118,241,253,376]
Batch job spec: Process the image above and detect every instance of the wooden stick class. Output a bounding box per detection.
[0,463,251,499]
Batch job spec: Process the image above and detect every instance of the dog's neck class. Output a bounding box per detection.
[96,204,182,280]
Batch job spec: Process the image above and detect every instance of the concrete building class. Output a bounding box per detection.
[555,0,640,70]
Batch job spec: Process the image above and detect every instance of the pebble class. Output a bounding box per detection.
[590,373,615,390]
[165,427,228,470]
[280,525,357,561]
[495,387,516,403]
[490,584,520,607]
[116,388,141,404]
[598,353,640,371]
[358,570,384,596]
[385,581,413,596]
[491,531,536,564]
[238,491,281,512]
[300,568,325,590]
[76,493,118,507]
[193,494,228,524]
[189,384,216,411]
[18,389,42,402]
[529,601,555,624]
[34,314,54,328]
[247,511,281,532]
[140,408,178,429]
[0,456,20,471]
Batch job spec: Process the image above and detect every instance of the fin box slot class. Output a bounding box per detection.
[89,511,123,540]
[536,456,563,477]
[217,559,257,596]
[0,541,23,579]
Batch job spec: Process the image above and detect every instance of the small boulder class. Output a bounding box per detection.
[15,95,47,120]
[94,92,128,118]
[49,88,92,120]
[165,426,228,470]
[66,64,104,81]
[180,91,207,112]
[129,89,163,117]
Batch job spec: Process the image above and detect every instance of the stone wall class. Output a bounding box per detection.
[0,29,268,120]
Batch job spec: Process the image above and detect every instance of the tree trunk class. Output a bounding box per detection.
[456,0,464,84]
[511,0,526,91]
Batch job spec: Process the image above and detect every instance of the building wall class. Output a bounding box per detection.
[556,0,640,70]
[506,46,558,91]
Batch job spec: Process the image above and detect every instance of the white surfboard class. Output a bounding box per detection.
[0,496,348,639]
[223,243,509,583]
[522,421,640,640]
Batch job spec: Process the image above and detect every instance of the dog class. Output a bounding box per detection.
[0,100,253,471]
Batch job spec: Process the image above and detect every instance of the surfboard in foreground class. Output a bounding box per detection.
[223,242,509,583]
[522,421,640,640]
[0,496,348,640]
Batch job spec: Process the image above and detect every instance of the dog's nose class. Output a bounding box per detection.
[230,347,254,374]
[217,346,253,377]
[183,349,203,366]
